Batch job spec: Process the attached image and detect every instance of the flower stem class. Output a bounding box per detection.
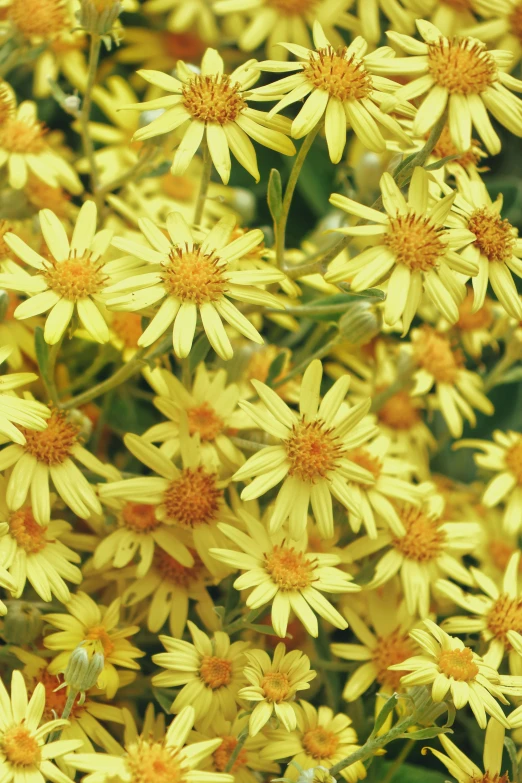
[224,727,249,773]
[80,33,102,193]
[48,689,79,742]
[193,141,212,226]
[328,714,416,777]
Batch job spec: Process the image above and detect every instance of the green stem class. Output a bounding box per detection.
[48,689,79,742]
[41,335,64,407]
[329,714,416,777]
[224,727,249,773]
[80,33,102,193]
[381,738,415,783]
[271,335,341,390]
[193,141,212,226]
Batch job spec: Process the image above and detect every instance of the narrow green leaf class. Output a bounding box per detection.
[370,693,398,737]
[266,352,287,386]
[246,622,281,636]
[504,737,519,783]
[403,727,453,740]
[152,687,175,714]
[267,168,283,222]
[189,332,211,372]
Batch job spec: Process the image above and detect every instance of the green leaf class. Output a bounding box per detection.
[504,737,519,783]
[267,168,283,222]
[0,291,9,322]
[335,285,386,301]
[152,688,175,714]
[34,327,49,379]
[370,693,398,737]
[246,623,281,636]
[403,727,453,740]
[377,761,447,783]
[424,153,461,171]
[189,332,211,372]
[266,352,287,386]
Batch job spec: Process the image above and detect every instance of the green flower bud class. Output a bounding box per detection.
[2,601,43,644]
[338,301,381,346]
[64,644,105,692]
[77,0,122,36]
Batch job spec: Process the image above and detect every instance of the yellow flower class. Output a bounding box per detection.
[338,0,417,45]
[232,359,378,539]
[326,167,477,332]
[239,642,316,735]
[127,49,295,183]
[404,0,478,37]
[389,619,514,728]
[210,511,359,638]
[375,20,522,155]
[152,621,249,729]
[0,669,81,783]
[0,289,39,370]
[251,22,412,163]
[451,288,498,359]
[424,718,508,782]
[64,705,234,783]
[142,0,219,42]
[44,591,145,699]
[0,345,49,445]
[106,212,284,360]
[466,0,522,70]
[261,702,366,783]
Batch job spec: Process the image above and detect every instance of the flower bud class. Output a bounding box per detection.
[64,644,105,692]
[2,601,43,644]
[77,0,122,36]
[338,301,381,346]
[297,766,336,783]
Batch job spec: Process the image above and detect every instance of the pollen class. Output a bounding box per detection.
[120,502,160,533]
[302,47,373,102]
[0,117,47,154]
[125,741,183,783]
[111,312,143,349]
[182,75,246,125]
[378,390,421,430]
[302,727,339,759]
[264,545,314,591]
[486,594,522,646]
[154,549,204,587]
[261,670,291,702]
[467,207,516,264]
[438,646,479,681]
[392,506,445,563]
[187,402,224,442]
[505,439,522,484]
[8,0,68,38]
[161,247,227,305]
[457,289,494,331]
[43,255,107,301]
[432,125,482,168]
[345,447,382,486]
[163,467,222,528]
[384,213,446,272]
[427,38,497,95]
[8,508,47,553]
[85,626,115,657]
[412,327,464,384]
[199,655,233,689]
[22,410,78,466]
[213,737,248,772]
[372,629,416,691]
[1,726,41,767]
[285,419,344,483]
[510,3,522,43]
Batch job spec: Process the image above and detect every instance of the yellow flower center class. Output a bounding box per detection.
[427,38,497,95]
[384,214,446,271]
[213,736,248,772]
[182,75,246,125]
[438,646,479,681]
[457,289,494,330]
[302,47,373,102]
[1,726,41,767]
[43,256,107,301]
[345,447,382,486]
[467,207,515,263]
[22,410,78,466]
[8,0,68,38]
[372,630,416,691]
[486,594,522,646]
[505,440,522,484]
[302,727,339,759]
[261,670,291,702]
[0,84,14,126]
[111,313,143,349]
[85,626,115,657]
[412,327,463,384]
[163,467,222,528]
[161,247,227,305]
[510,3,522,44]
[0,118,47,154]
[264,545,314,591]
[121,502,160,533]
[378,390,421,431]
[432,125,482,168]
[8,508,47,554]
[285,419,344,483]
[154,549,204,587]
[199,655,233,689]
[187,402,224,442]
[126,741,183,783]
[392,507,445,562]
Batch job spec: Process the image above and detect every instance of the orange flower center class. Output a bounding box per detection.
[427,39,497,95]
[432,125,482,168]
[1,726,41,767]
[0,84,14,126]
[182,75,246,125]
[161,247,227,305]
[412,327,463,384]
[8,508,47,554]
[111,312,143,349]
[43,256,107,301]
[121,502,160,533]
[285,419,344,483]
[0,118,47,154]
[161,173,196,202]
[505,440,522,484]
[163,467,222,528]
[372,630,416,691]
[486,594,522,646]
[187,402,224,442]
[378,390,420,430]
[510,2,522,44]
[199,655,233,689]
[384,213,446,271]
[457,289,494,330]
[473,774,510,783]
[392,507,445,562]
[126,741,183,783]
[302,48,373,102]
[261,670,291,702]
[22,410,78,466]
[438,647,479,681]
[264,545,314,591]
[154,549,204,587]
[25,177,71,218]
[213,736,248,772]
[490,540,518,573]
[302,727,339,759]
[345,447,382,486]
[467,207,515,264]
[85,625,115,657]
[8,0,68,37]
[162,31,206,61]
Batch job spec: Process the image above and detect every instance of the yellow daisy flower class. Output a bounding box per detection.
[326,167,477,331]
[106,212,284,360]
[210,510,359,638]
[466,0,522,69]
[0,345,49,445]
[232,359,378,540]
[375,20,522,155]
[44,591,145,699]
[261,702,366,783]
[239,642,316,736]
[450,288,498,359]
[152,621,249,729]
[0,408,119,524]
[389,619,513,728]
[142,0,219,43]
[64,705,234,783]
[252,21,412,163]
[338,0,417,45]
[0,290,40,371]
[126,49,295,184]
[0,669,81,783]
[404,0,478,37]
[425,718,508,782]
[0,201,141,345]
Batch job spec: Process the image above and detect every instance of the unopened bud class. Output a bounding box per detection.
[297,767,336,783]
[338,301,381,346]
[64,644,105,692]
[3,601,43,644]
[77,0,122,35]
[63,95,81,115]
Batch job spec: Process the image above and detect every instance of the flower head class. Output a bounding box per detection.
[425,718,509,783]
[0,345,49,445]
